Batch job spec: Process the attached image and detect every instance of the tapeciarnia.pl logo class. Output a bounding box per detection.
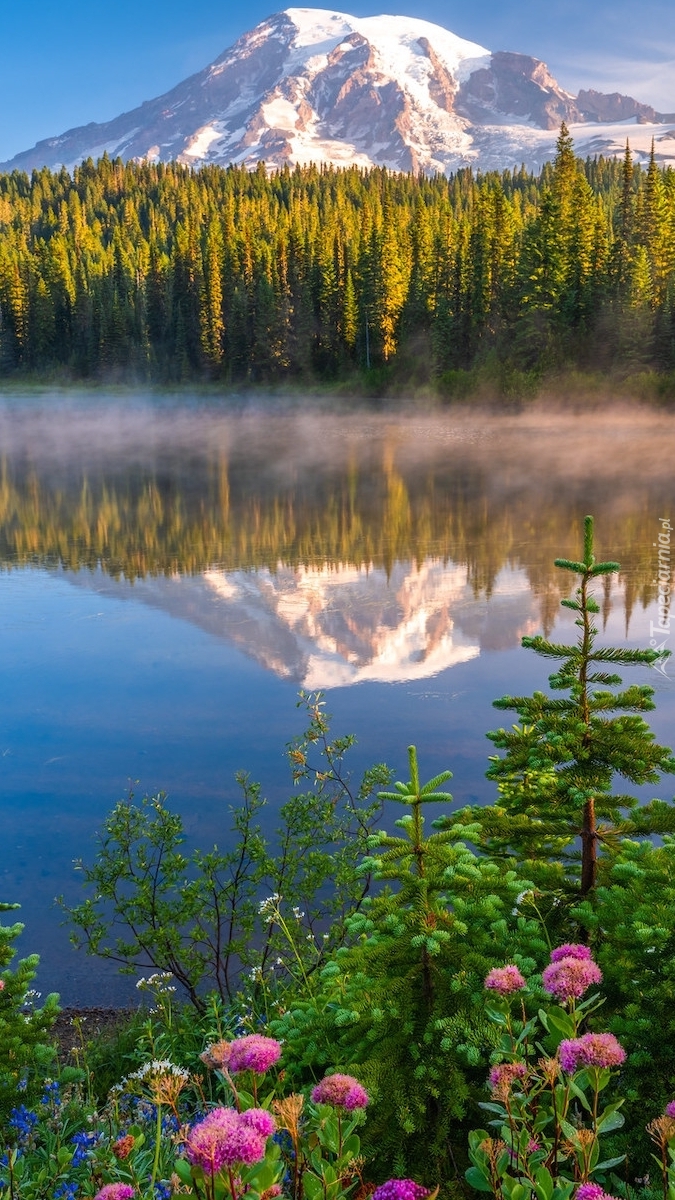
[650,517,672,678]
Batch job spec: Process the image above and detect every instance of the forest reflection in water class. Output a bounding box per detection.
[0,398,673,1003]
[1,402,672,622]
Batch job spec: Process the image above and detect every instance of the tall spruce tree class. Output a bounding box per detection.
[448,516,675,894]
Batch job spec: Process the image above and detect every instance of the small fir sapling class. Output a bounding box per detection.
[445,515,675,896]
[272,747,545,1184]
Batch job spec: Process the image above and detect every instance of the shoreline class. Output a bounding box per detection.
[1,365,675,410]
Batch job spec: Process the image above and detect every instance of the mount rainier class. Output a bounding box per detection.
[4,7,675,176]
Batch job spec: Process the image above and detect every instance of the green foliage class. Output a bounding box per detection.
[3,137,675,384]
[272,748,546,1184]
[0,900,59,1116]
[39,515,675,1191]
[61,694,391,1011]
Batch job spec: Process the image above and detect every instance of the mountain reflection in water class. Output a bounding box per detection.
[1,400,674,1004]
[70,559,539,686]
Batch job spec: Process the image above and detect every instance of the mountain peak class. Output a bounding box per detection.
[2,8,675,176]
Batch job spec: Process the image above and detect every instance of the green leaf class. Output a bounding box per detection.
[173,1159,193,1186]
[595,1109,625,1134]
[534,1168,554,1200]
[465,1167,494,1193]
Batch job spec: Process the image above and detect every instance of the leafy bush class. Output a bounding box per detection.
[62,695,391,1011]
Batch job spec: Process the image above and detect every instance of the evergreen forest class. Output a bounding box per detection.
[2,126,675,390]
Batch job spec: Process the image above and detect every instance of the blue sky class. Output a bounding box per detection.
[2,0,675,162]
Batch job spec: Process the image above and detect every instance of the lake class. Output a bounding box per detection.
[1,395,673,1005]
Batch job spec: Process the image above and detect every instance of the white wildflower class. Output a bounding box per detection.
[258,893,281,919]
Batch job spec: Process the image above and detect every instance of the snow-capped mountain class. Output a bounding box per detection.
[4,7,675,176]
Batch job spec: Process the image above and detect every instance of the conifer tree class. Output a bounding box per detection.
[450,516,675,895]
[274,747,541,1182]
[0,900,59,1115]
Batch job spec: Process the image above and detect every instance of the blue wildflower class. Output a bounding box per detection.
[162,1113,180,1136]
[41,1080,62,1108]
[155,1183,172,1200]
[9,1106,38,1144]
[70,1129,99,1166]
[134,1098,157,1123]
[54,1182,79,1200]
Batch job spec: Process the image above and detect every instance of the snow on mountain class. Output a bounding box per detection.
[3,7,675,176]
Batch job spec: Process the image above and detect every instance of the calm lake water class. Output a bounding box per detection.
[1,395,674,1004]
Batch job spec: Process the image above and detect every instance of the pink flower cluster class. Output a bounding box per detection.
[488,1061,527,1091]
[311,1073,369,1111]
[542,944,602,1001]
[228,1035,282,1075]
[666,1101,675,1118]
[94,1187,135,1200]
[550,944,593,963]
[372,1181,431,1200]
[186,1106,276,1175]
[576,1185,619,1200]
[484,965,526,996]
[559,1033,626,1074]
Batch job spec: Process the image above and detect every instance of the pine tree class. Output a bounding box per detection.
[273,748,541,1183]
[450,516,675,895]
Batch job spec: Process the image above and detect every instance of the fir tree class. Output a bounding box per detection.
[274,747,541,1183]
[450,516,675,895]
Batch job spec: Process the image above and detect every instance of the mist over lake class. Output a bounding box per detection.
[1,395,673,1005]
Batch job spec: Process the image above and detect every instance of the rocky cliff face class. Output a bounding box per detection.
[3,7,675,176]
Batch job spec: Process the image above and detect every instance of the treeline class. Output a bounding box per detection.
[1,126,675,384]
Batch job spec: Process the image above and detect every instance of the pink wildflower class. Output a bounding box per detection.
[372,1182,431,1200]
[0,981,5,991]
[311,1073,369,1110]
[666,1101,675,1118]
[559,1033,626,1074]
[484,965,526,995]
[186,1107,268,1174]
[241,1108,277,1138]
[550,944,593,963]
[228,1035,282,1075]
[576,1186,606,1200]
[508,1139,540,1163]
[488,1062,527,1091]
[94,1187,136,1200]
[542,956,602,1001]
